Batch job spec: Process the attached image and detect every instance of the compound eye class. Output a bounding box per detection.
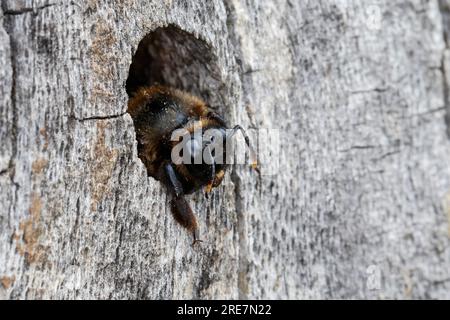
[185,137,202,159]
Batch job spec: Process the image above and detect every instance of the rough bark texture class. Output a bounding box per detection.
[1,0,450,299]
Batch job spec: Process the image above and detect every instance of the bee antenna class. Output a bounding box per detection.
[227,125,259,172]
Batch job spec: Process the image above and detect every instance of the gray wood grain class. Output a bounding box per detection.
[1,0,449,299]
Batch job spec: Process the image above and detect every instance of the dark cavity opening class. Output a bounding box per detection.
[125,25,226,180]
[125,25,223,107]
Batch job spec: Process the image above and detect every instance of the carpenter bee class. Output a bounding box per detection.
[127,85,257,245]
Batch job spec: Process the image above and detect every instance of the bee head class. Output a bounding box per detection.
[171,123,228,186]
[186,126,227,184]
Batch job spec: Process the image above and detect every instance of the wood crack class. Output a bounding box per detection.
[438,0,450,139]
[2,3,57,16]
[2,9,19,188]
[230,167,249,299]
[222,0,251,299]
[67,112,127,122]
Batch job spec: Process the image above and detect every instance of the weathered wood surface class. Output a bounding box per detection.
[1,0,450,299]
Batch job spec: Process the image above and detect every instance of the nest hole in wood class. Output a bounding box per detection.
[125,25,224,179]
[125,25,222,103]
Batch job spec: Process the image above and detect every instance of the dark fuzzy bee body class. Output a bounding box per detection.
[128,85,256,245]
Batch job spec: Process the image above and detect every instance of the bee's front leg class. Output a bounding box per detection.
[162,163,202,246]
[170,196,202,246]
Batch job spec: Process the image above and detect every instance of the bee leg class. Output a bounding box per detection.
[192,229,203,246]
[170,196,202,246]
[163,162,183,198]
[163,163,202,245]
[212,170,225,188]
[204,181,213,199]
[203,146,216,199]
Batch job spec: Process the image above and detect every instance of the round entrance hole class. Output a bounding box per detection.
[125,25,227,180]
[126,25,223,107]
